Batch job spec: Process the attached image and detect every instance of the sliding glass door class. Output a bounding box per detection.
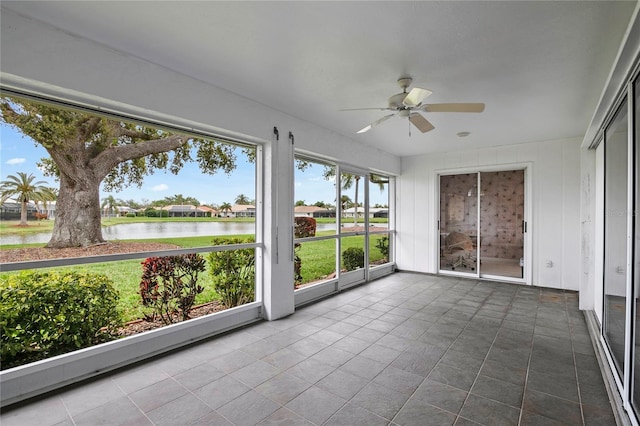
[439,170,526,281]
[439,173,479,276]
[479,170,525,279]
[603,97,629,377]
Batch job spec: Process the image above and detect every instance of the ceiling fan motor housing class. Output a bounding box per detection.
[388,92,410,109]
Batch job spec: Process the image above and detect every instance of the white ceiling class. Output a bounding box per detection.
[2,1,636,157]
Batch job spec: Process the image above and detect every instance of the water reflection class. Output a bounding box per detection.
[1,221,345,245]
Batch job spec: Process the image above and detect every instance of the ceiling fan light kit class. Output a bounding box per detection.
[346,76,485,135]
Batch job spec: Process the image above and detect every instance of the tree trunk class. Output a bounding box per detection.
[47,173,105,248]
[19,199,28,226]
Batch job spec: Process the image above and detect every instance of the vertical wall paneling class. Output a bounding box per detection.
[398,138,581,289]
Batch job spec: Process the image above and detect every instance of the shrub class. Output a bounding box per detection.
[207,237,255,308]
[139,254,206,324]
[126,212,136,218]
[145,209,159,217]
[376,236,390,261]
[0,271,120,369]
[343,247,364,271]
[294,217,317,285]
[294,217,317,238]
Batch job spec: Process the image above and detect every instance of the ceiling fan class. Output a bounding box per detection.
[343,77,485,134]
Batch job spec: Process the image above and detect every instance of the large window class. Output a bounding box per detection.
[0,93,260,368]
[293,155,394,297]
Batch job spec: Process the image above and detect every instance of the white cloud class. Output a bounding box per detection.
[6,158,25,165]
[151,184,169,192]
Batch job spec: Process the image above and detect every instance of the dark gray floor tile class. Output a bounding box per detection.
[440,349,485,373]
[330,334,371,354]
[240,338,283,359]
[393,398,456,426]
[582,402,616,426]
[72,396,147,426]
[310,345,354,367]
[111,365,170,394]
[365,318,400,333]
[257,407,314,425]
[286,386,346,424]
[193,375,251,409]
[373,365,424,395]
[391,349,439,376]
[359,343,402,365]
[522,388,582,425]
[377,332,414,352]
[288,336,329,357]
[286,357,336,383]
[217,390,280,426]
[316,369,369,399]
[427,323,464,340]
[147,393,213,426]
[578,380,612,408]
[349,326,386,342]
[449,335,493,356]
[417,330,458,349]
[129,377,188,412]
[262,347,307,370]
[470,375,524,408]
[486,346,530,369]
[188,411,234,425]
[326,320,361,335]
[343,314,374,327]
[528,354,576,379]
[255,372,311,404]
[479,360,526,387]
[429,363,477,391]
[173,361,225,391]
[454,415,484,425]
[350,381,411,420]
[325,403,389,426]
[526,369,579,403]
[340,354,388,380]
[60,377,126,417]
[459,394,520,426]
[412,379,468,414]
[519,411,566,426]
[231,360,281,387]
[212,349,258,374]
[1,396,70,426]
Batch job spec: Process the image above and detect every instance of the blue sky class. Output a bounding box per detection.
[1,123,388,207]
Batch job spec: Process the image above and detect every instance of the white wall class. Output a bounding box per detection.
[398,138,582,291]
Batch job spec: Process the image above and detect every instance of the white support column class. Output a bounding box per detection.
[261,127,295,320]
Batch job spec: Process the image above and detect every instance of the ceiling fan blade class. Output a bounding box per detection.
[422,103,485,113]
[403,87,432,108]
[357,113,397,133]
[409,113,435,133]
[340,107,391,111]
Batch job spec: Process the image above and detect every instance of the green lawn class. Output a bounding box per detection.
[1,226,389,323]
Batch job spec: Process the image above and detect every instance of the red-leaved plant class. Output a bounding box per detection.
[139,254,206,324]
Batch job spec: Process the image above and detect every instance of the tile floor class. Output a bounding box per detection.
[1,272,615,425]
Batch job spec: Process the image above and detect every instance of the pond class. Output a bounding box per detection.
[0,221,346,245]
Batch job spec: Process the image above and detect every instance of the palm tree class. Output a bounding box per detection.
[234,194,251,205]
[101,195,118,217]
[0,172,55,226]
[34,186,58,219]
[219,202,232,217]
